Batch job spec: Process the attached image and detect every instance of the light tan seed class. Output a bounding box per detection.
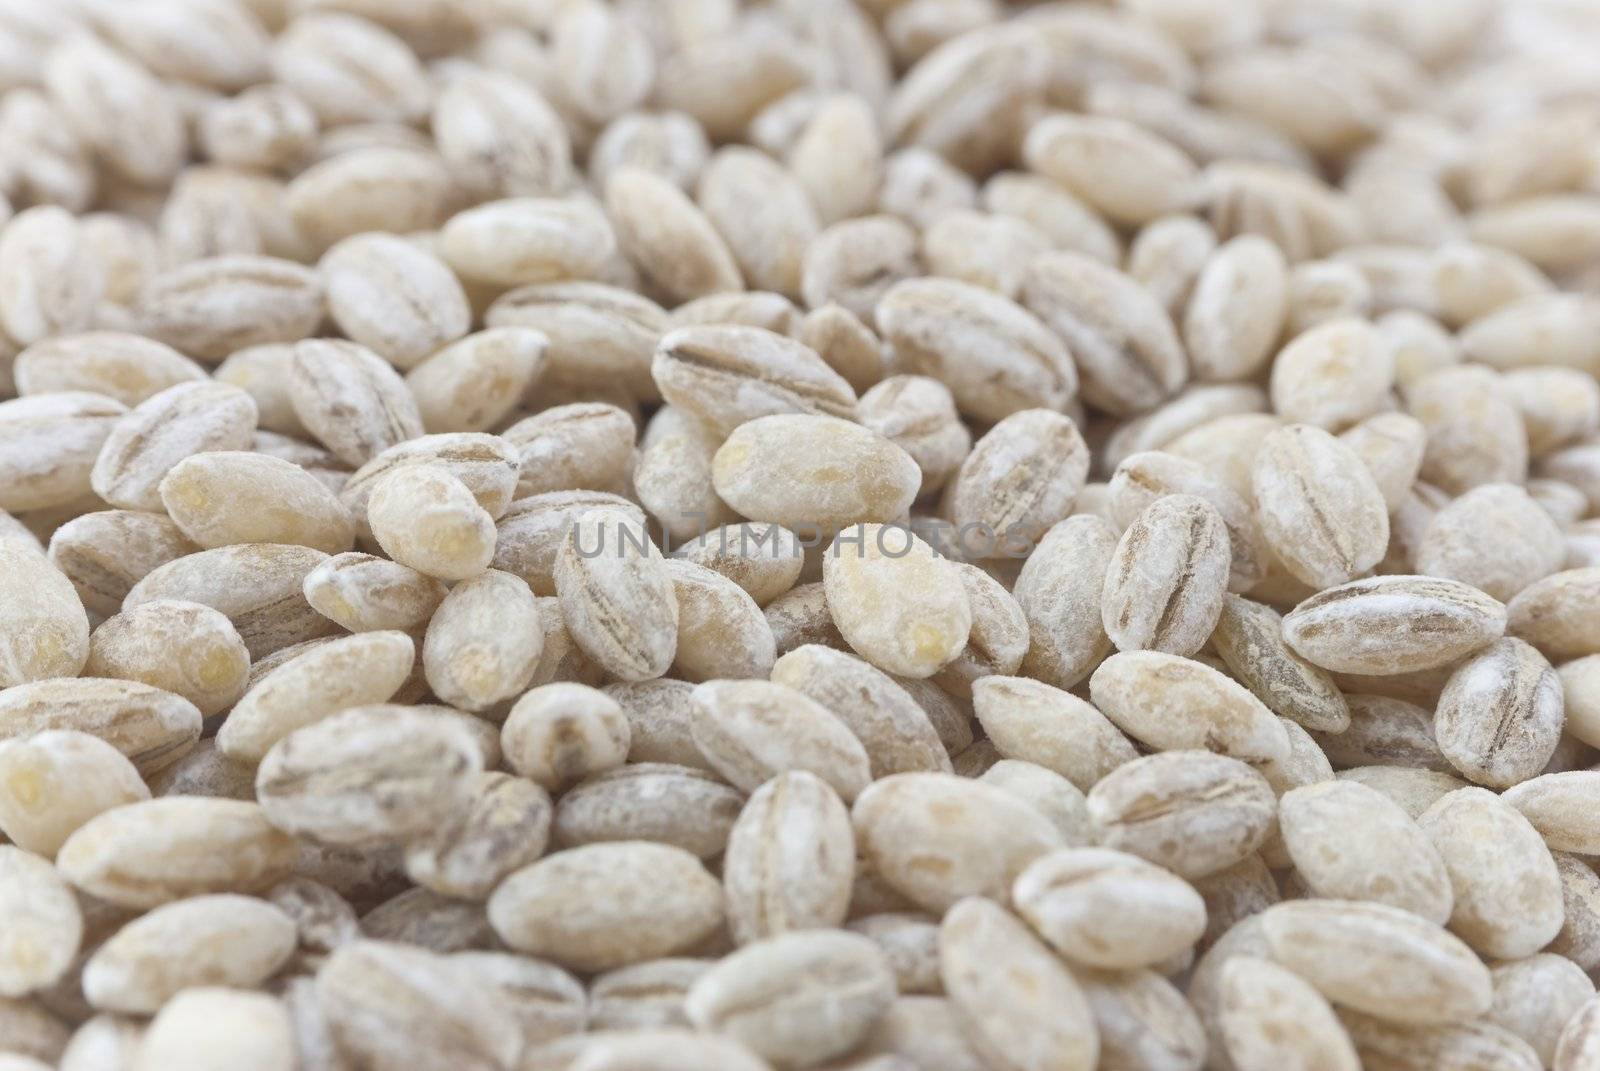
[715,416,921,534]
[451,950,584,1051]
[855,995,985,1071]
[723,771,854,945]
[771,645,951,778]
[0,541,91,686]
[85,600,249,718]
[553,763,739,861]
[502,683,630,791]
[131,987,294,1071]
[947,409,1089,552]
[432,68,573,199]
[695,147,817,300]
[802,215,921,327]
[1218,955,1360,1071]
[503,404,634,501]
[56,798,295,909]
[1335,767,1469,820]
[493,492,644,597]
[218,630,414,763]
[887,20,1047,170]
[1013,516,1118,690]
[407,328,549,436]
[1261,900,1492,1025]
[368,464,497,581]
[978,761,1093,847]
[0,678,200,777]
[255,705,481,847]
[689,679,871,801]
[0,731,147,858]
[939,896,1099,1071]
[685,931,895,1069]
[405,772,552,900]
[605,168,740,303]
[823,524,972,679]
[855,375,969,497]
[287,145,448,250]
[340,433,520,535]
[83,894,294,1015]
[1185,236,1290,382]
[1282,575,1508,675]
[488,843,723,973]
[663,559,774,682]
[302,552,446,633]
[652,325,855,437]
[485,281,667,401]
[555,508,679,683]
[673,524,804,608]
[1211,595,1350,733]
[135,255,326,363]
[932,565,1029,696]
[879,276,1078,423]
[1278,781,1453,923]
[1406,365,1530,495]
[852,772,1064,913]
[1502,771,1600,854]
[1269,318,1394,432]
[971,676,1135,791]
[846,915,940,996]
[1417,484,1565,602]
[634,405,739,543]
[439,197,616,287]
[357,886,493,953]
[1087,751,1277,880]
[1090,651,1289,763]
[315,940,522,1071]
[1021,250,1185,417]
[1077,965,1207,1071]
[270,7,431,121]
[0,206,103,345]
[424,570,544,712]
[0,846,82,998]
[1420,787,1564,962]
[1556,996,1600,1071]
[213,344,305,439]
[1507,567,1600,660]
[1013,847,1205,970]
[1434,638,1562,788]
[158,450,354,554]
[1101,495,1231,657]
[1312,694,1453,773]
[288,339,424,469]
[0,393,126,514]
[90,381,258,512]
[1107,450,1265,593]
[1252,424,1389,589]
[320,233,470,370]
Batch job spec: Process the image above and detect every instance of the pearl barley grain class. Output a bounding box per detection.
[4,1,1600,1060]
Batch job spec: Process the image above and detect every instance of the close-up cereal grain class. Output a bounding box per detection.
[1,1,1599,1067]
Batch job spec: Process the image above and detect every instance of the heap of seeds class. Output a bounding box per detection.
[4,0,1600,1068]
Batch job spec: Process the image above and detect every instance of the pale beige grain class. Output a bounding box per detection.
[851,772,1064,913]
[938,896,1099,1071]
[1087,751,1276,879]
[56,798,295,909]
[685,931,894,1069]
[255,705,481,847]
[488,843,723,973]
[424,570,544,712]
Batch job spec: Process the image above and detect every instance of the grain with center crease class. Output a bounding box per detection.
[4,2,1600,1063]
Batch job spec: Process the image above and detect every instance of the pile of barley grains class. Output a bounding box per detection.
[5,0,1600,1069]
